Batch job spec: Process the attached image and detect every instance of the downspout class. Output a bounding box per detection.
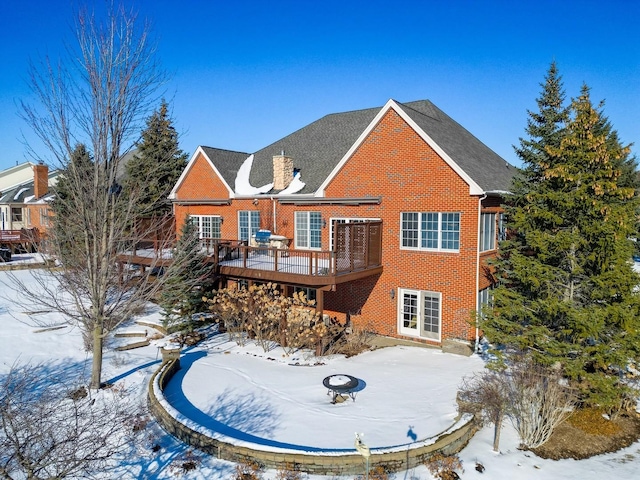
[475,193,487,354]
[271,197,276,233]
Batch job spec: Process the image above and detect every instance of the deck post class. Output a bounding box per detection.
[316,289,324,315]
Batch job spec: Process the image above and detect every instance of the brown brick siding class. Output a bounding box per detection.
[175,152,231,200]
[173,109,507,344]
[322,110,480,342]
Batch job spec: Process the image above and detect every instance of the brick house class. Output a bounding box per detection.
[169,99,515,348]
[0,163,60,252]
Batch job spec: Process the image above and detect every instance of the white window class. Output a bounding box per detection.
[188,215,221,240]
[478,287,493,317]
[295,211,322,249]
[398,288,441,341]
[498,213,507,242]
[480,213,496,251]
[40,207,49,227]
[238,211,260,242]
[401,212,460,252]
[11,207,22,223]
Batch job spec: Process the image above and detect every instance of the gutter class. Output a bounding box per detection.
[171,199,231,206]
[277,196,382,206]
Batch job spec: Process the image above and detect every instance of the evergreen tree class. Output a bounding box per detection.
[513,61,570,182]
[51,144,94,269]
[125,100,188,216]
[160,221,215,330]
[482,73,640,412]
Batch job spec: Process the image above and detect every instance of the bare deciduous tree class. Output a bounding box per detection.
[11,4,188,389]
[458,368,510,452]
[459,356,576,451]
[0,363,143,479]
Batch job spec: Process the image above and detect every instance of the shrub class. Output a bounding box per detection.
[458,369,509,451]
[507,358,576,449]
[168,449,202,476]
[354,465,390,480]
[329,323,374,357]
[425,453,463,480]
[234,460,263,480]
[275,463,306,480]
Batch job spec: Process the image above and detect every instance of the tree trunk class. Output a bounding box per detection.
[493,415,503,452]
[91,325,103,389]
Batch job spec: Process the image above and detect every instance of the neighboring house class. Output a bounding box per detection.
[0,162,37,230]
[0,149,137,234]
[169,99,516,348]
[0,164,60,232]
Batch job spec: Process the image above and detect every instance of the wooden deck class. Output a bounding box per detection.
[117,221,384,289]
[0,228,40,252]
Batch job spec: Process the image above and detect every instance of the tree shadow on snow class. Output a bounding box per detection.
[162,350,351,452]
[0,358,91,395]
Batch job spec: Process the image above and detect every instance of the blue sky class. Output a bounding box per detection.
[0,0,638,172]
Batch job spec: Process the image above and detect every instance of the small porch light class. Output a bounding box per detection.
[390,289,395,300]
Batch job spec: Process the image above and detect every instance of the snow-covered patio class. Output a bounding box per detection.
[2,267,640,479]
[159,334,483,451]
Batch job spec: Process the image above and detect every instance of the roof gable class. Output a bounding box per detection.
[196,99,515,197]
[318,99,486,196]
[397,101,515,192]
[170,146,248,199]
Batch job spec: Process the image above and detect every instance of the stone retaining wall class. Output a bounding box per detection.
[148,358,478,475]
[136,320,168,336]
[115,339,150,351]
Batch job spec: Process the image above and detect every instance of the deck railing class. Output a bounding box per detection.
[199,221,383,278]
[0,228,40,243]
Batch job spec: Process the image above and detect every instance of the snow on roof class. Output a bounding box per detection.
[234,155,273,195]
[278,171,305,195]
[13,187,29,201]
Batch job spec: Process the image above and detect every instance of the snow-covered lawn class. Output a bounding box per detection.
[1,267,640,479]
[163,338,481,451]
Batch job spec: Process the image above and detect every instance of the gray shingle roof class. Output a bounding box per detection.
[247,107,380,194]
[0,170,61,204]
[397,100,515,192]
[202,99,515,195]
[200,146,250,193]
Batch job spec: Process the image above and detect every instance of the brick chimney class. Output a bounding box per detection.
[273,153,293,191]
[33,163,49,199]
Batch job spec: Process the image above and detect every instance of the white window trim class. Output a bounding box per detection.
[498,213,507,242]
[11,207,23,223]
[397,288,442,341]
[400,212,460,253]
[294,211,322,250]
[238,210,261,242]
[188,215,222,239]
[478,286,493,318]
[480,212,496,252]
